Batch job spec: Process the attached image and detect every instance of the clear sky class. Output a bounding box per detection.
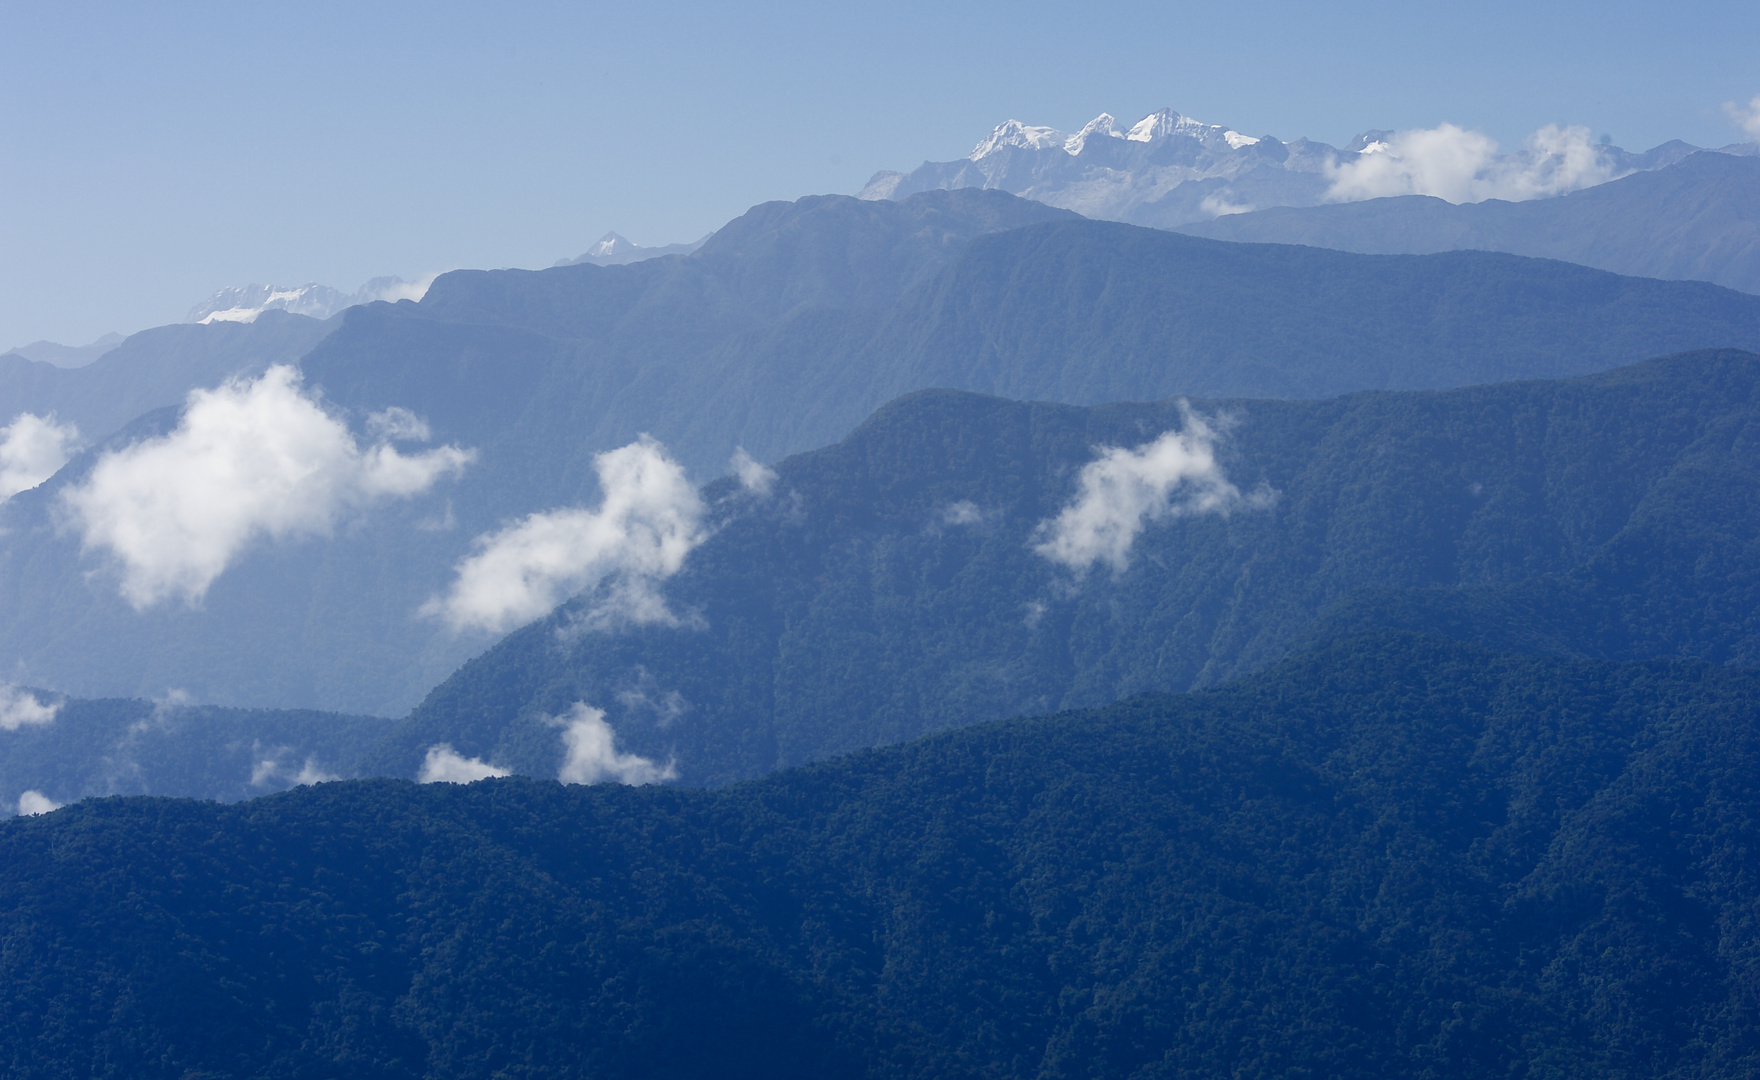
[3,0,1757,349]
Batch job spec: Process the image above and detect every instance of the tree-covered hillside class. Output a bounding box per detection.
[6,633,1759,1078]
[369,349,1760,785]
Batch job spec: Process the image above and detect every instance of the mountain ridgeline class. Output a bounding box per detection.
[370,349,1760,786]
[1182,151,1760,296]
[7,190,1759,716]
[6,634,1760,1078]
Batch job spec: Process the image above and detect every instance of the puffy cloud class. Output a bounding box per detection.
[426,435,705,634]
[0,413,80,499]
[61,365,473,609]
[1726,95,1760,141]
[16,790,60,816]
[0,684,60,731]
[554,702,675,786]
[730,447,776,496]
[1326,123,1618,204]
[1033,408,1270,573]
[417,744,510,783]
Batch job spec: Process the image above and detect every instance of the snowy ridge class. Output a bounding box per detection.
[863,108,1707,230]
[187,277,436,325]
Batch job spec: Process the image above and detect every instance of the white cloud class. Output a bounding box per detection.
[366,406,432,442]
[1033,408,1269,573]
[1199,193,1255,217]
[941,500,984,526]
[1726,95,1760,141]
[16,790,60,816]
[0,684,60,731]
[250,752,339,788]
[1326,123,1618,204]
[61,365,473,609]
[554,702,675,786]
[417,744,510,783]
[0,413,80,500]
[730,447,776,496]
[426,435,705,634]
[358,273,438,305]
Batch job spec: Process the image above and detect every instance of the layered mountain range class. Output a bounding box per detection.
[7,110,1760,1078]
[3,191,1759,719]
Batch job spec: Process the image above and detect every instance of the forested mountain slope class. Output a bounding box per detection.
[7,633,1760,1079]
[1182,151,1760,296]
[371,349,1760,785]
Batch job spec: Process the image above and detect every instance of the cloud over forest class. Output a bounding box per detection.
[61,366,473,608]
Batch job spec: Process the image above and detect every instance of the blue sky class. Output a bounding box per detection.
[3,0,1757,348]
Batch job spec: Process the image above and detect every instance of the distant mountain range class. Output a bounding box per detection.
[3,191,1760,718]
[554,230,710,267]
[186,276,433,324]
[861,107,1722,228]
[1181,150,1760,295]
[0,332,125,370]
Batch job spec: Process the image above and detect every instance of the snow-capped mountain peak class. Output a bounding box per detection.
[586,232,638,259]
[969,120,1066,160]
[863,107,1704,229]
[1064,113,1124,155]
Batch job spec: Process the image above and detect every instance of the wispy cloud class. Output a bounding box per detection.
[16,790,60,816]
[554,702,675,785]
[1327,123,1618,204]
[426,436,705,634]
[250,750,340,789]
[61,366,472,608]
[417,744,509,783]
[0,413,80,500]
[1725,95,1760,141]
[0,684,60,731]
[730,447,776,496]
[1033,407,1270,573]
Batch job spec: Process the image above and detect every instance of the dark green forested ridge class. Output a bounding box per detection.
[6,633,1760,1078]
[369,347,1760,786]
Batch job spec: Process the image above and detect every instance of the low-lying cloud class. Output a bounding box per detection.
[555,702,675,785]
[250,752,339,789]
[1327,123,1618,204]
[16,790,60,816]
[1033,409,1269,573]
[730,447,777,496]
[61,365,473,608]
[0,413,80,500]
[418,744,510,783]
[426,435,705,634]
[0,684,61,731]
